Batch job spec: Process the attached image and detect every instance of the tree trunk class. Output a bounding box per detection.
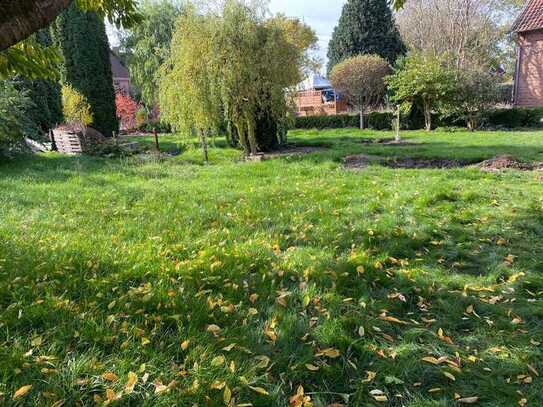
[423,102,432,132]
[359,110,364,130]
[395,107,401,142]
[200,129,209,164]
[246,116,257,156]
[0,0,73,50]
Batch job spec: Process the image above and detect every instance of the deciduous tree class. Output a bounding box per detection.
[120,0,181,107]
[387,52,456,131]
[330,54,390,129]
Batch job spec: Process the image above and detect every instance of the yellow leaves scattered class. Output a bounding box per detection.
[210,380,226,390]
[442,371,456,381]
[289,385,312,407]
[356,265,365,275]
[181,340,190,351]
[141,337,151,346]
[315,348,340,358]
[207,324,222,336]
[457,396,479,404]
[503,254,516,267]
[211,355,226,367]
[125,372,138,393]
[465,305,474,314]
[102,372,118,382]
[362,371,377,383]
[369,389,387,402]
[276,290,291,308]
[254,355,270,369]
[154,379,176,394]
[421,355,453,366]
[249,386,269,396]
[223,385,232,404]
[31,336,43,347]
[437,328,454,344]
[305,363,319,371]
[527,363,539,377]
[249,293,258,304]
[12,385,32,400]
[379,314,409,325]
[264,320,277,343]
[222,343,236,352]
[105,388,122,403]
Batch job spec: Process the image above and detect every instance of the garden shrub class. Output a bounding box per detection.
[293,107,543,131]
[137,120,172,134]
[0,81,40,155]
[61,85,93,131]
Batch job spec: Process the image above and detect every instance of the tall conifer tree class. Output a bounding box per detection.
[327,0,405,73]
[53,4,118,136]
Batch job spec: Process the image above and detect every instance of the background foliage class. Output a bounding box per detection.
[53,3,118,136]
[327,0,405,73]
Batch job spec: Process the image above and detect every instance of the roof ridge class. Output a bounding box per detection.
[512,0,543,33]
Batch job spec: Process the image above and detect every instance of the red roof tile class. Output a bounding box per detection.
[512,0,543,33]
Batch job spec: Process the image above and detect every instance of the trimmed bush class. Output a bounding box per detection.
[293,107,543,131]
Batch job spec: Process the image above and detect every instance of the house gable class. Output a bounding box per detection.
[513,0,543,107]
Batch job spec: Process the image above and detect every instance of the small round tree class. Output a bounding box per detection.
[386,52,456,131]
[330,54,390,130]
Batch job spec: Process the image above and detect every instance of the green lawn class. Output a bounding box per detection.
[1,129,542,406]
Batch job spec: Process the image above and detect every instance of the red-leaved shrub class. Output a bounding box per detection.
[115,92,139,130]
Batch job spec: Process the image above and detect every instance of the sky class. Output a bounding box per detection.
[108,1,346,74]
[268,0,346,71]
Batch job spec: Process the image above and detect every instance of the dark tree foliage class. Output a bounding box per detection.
[53,4,118,136]
[226,111,280,152]
[12,29,63,135]
[327,0,405,73]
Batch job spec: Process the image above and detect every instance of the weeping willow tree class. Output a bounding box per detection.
[159,0,317,156]
[158,7,221,163]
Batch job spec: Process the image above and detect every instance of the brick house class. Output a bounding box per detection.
[295,74,349,116]
[109,51,131,95]
[512,0,543,107]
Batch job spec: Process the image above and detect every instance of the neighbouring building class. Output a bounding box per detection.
[109,51,131,95]
[512,0,543,107]
[295,74,349,116]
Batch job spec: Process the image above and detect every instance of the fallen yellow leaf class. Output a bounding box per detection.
[249,386,269,395]
[12,385,32,400]
[102,372,118,382]
[458,396,479,404]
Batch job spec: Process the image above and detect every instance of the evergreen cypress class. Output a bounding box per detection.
[13,30,63,135]
[53,4,118,136]
[327,0,405,73]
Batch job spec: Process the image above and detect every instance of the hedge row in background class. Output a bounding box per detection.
[294,107,543,131]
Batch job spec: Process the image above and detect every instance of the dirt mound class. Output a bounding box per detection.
[361,138,415,146]
[478,155,534,172]
[343,154,379,169]
[384,158,466,169]
[256,146,325,160]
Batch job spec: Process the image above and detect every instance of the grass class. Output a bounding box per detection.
[0,128,542,406]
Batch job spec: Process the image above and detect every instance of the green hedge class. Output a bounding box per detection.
[293,107,543,131]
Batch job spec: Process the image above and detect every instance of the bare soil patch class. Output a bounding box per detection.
[343,155,466,170]
[343,154,543,172]
[247,146,326,161]
[477,155,536,172]
[360,138,416,146]
[384,158,467,169]
[343,154,380,170]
